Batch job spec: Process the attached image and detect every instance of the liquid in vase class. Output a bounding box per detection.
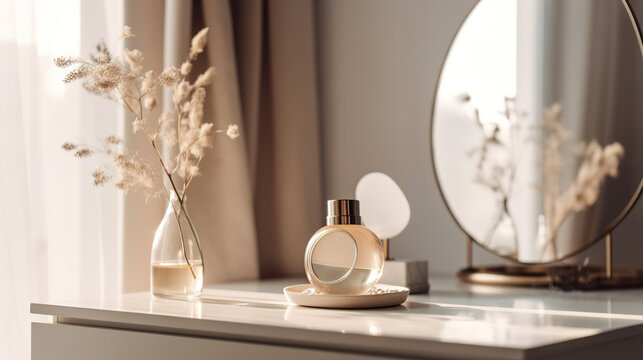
[151,261,203,297]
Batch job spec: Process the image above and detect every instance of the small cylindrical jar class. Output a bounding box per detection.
[305,199,384,294]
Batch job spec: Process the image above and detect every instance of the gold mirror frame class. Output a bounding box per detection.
[429,0,643,267]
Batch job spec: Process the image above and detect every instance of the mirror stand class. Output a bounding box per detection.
[458,234,643,289]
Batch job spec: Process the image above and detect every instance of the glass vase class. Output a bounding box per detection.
[150,191,204,298]
[485,197,517,256]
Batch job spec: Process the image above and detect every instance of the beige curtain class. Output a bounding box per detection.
[123,0,322,290]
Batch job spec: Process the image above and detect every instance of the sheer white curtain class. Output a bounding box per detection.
[0,0,123,358]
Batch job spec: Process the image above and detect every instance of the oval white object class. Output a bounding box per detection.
[355,172,411,240]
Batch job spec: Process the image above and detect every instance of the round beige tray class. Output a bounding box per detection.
[283,284,409,309]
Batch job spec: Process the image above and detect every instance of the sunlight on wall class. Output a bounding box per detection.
[13,0,81,99]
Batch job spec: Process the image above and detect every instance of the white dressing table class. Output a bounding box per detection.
[31,277,643,359]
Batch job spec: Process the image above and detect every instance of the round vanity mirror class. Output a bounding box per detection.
[431,0,643,264]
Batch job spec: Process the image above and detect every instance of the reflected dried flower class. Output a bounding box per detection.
[463,95,516,255]
[226,124,239,140]
[566,140,624,211]
[604,143,625,176]
[539,103,624,261]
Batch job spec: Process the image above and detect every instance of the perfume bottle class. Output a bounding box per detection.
[305,199,385,294]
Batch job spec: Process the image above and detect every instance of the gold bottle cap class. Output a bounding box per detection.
[326,199,362,225]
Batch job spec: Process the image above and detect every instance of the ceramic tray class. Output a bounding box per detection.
[283,284,409,309]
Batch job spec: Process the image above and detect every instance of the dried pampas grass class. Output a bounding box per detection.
[57,25,240,202]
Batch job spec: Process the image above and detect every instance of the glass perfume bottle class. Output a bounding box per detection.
[305,199,385,294]
[150,191,204,298]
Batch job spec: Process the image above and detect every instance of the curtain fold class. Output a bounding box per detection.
[122,0,166,292]
[189,0,261,283]
[195,0,323,280]
[254,0,323,277]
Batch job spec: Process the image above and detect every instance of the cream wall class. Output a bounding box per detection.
[317,0,643,275]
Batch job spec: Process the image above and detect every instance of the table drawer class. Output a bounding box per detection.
[32,322,404,360]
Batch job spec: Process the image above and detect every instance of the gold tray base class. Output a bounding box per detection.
[458,265,643,289]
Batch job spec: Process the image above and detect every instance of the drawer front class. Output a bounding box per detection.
[32,322,404,360]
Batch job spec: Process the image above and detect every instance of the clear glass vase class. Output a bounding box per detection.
[485,197,517,256]
[150,191,204,298]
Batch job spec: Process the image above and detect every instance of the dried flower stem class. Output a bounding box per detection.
[121,91,203,277]
[169,200,196,278]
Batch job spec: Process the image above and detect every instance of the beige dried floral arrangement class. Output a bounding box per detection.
[540,103,624,260]
[460,95,625,261]
[55,26,239,276]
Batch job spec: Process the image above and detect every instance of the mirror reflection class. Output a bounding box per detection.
[433,0,643,263]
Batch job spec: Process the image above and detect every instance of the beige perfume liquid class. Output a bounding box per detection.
[151,262,203,297]
[311,264,382,293]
